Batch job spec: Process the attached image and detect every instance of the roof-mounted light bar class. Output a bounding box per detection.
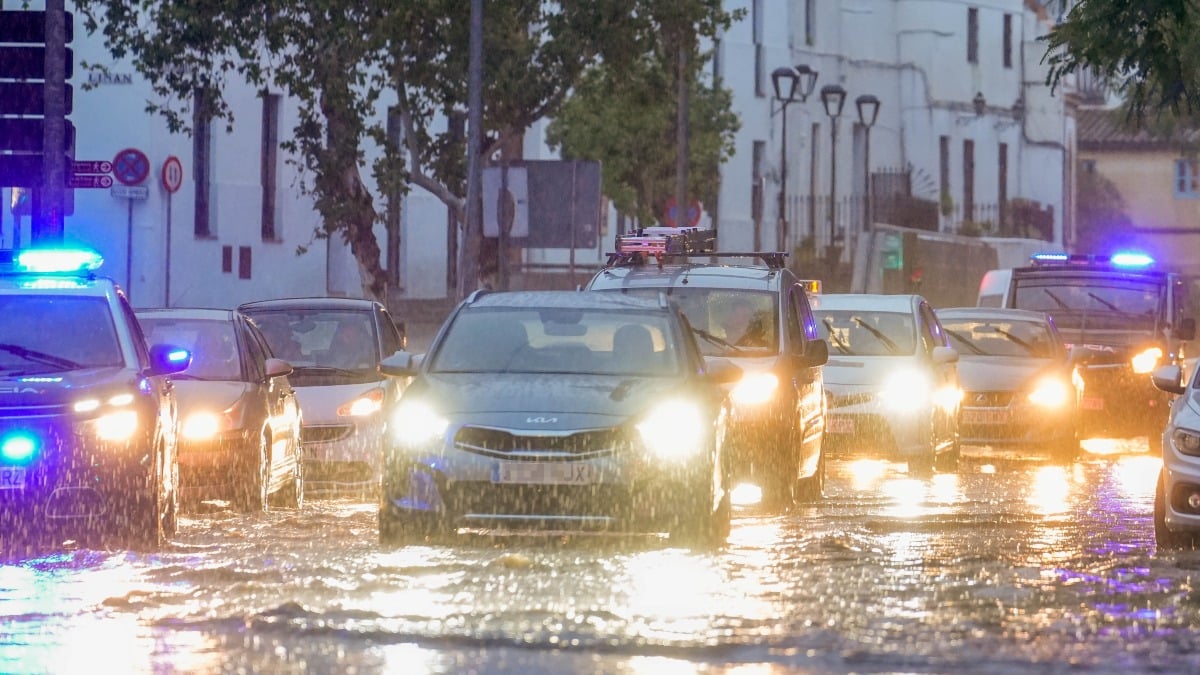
[0,248,104,275]
[1029,251,1155,269]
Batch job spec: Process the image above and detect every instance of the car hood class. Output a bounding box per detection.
[294,381,384,425]
[822,355,921,389]
[0,366,138,407]
[172,380,252,412]
[955,357,1061,391]
[409,373,688,429]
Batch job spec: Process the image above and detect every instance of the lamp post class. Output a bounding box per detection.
[820,84,846,255]
[855,94,880,233]
[771,65,818,252]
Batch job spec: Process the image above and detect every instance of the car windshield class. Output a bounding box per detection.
[139,317,242,380]
[814,310,917,356]
[939,317,1056,358]
[1012,277,1162,332]
[243,309,378,372]
[0,296,123,374]
[430,307,681,375]
[597,288,778,357]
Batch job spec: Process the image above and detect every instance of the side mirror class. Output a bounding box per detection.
[264,357,293,379]
[704,357,744,385]
[148,343,191,376]
[1179,318,1196,341]
[1152,364,1186,396]
[932,345,959,364]
[804,338,829,367]
[381,350,420,377]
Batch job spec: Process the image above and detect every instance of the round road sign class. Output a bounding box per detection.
[663,196,702,228]
[162,155,183,194]
[113,148,150,186]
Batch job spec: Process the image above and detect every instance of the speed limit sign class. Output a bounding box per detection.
[161,156,184,194]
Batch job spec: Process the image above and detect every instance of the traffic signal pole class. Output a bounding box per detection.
[35,0,67,244]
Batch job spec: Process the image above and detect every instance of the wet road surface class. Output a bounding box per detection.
[3,440,1199,674]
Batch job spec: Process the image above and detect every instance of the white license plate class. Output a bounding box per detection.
[1082,397,1104,410]
[962,409,1010,424]
[0,466,26,490]
[828,417,854,434]
[493,461,598,485]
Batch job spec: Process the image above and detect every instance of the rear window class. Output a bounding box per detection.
[0,296,123,373]
[596,288,779,356]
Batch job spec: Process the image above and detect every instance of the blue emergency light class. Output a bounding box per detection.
[1,433,37,464]
[1031,252,1069,263]
[1,248,104,275]
[1110,252,1155,268]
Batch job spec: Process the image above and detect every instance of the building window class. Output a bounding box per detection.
[752,140,765,224]
[805,0,816,47]
[753,0,764,97]
[221,245,232,273]
[967,8,979,64]
[998,142,1008,229]
[963,139,976,220]
[939,135,951,203]
[261,93,280,241]
[1081,159,1097,173]
[238,246,252,279]
[1003,13,1013,69]
[1175,159,1200,198]
[193,88,212,238]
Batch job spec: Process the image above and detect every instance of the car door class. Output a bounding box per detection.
[918,300,958,448]
[788,285,824,464]
[244,317,298,479]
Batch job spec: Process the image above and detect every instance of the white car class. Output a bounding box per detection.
[1151,364,1200,548]
[812,293,961,472]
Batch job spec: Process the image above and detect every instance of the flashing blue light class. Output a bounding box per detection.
[1110,252,1154,268]
[1,433,37,464]
[167,349,190,364]
[14,248,104,274]
[1031,252,1069,263]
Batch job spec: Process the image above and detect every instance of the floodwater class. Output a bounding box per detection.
[3,441,1199,674]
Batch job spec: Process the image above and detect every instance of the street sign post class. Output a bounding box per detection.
[112,148,150,186]
[161,156,183,193]
[110,185,148,200]
[67,174,112,189]
[72,160,111,175]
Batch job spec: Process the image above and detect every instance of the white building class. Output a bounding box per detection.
[1,0,1075,307]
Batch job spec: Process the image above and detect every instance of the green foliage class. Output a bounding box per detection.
[1043,0,1200,123]
[1074,161,1138,253]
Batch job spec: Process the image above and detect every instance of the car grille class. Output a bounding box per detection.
[302,425,354,444]
[827,392,874,409]
[961,391,1014,407]
[0,403,72,419]
[453,426,630,460]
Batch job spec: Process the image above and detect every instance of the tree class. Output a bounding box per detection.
[1074,161,1139,254]
[75,0,735,301]
[1043,0,1200,122]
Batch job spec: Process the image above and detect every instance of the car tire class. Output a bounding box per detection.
[1155,469,1197,550]
[270,430,304,510]
[1050,431,1080,465]
[793,448,825,503]
[163,447,179,538]
[121,444,166,551]
[935,433,961,472]
[668,479,729,549]
[235,433,270,513]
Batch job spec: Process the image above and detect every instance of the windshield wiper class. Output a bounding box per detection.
[822,317,852,354]
[988,325,1037,353]
[851,317,900,355]
[1085,291,1133,316]
[0,343,82,370]
[1042,288,1072,310]
[945,329,986,355]
[691,326,745,355]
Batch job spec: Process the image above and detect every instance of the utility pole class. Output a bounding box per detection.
[457,0,484,299]
[674,35,689,229]
[35,0,67,244]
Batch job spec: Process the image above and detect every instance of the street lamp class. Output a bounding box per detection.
[771,64,818,252]
[856,94,880,232]
[820,84,846,254]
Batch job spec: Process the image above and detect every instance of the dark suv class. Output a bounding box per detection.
[0,248,189,551]
[584,230,828,509]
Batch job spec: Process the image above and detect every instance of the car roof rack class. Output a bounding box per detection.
[605,227,787,270]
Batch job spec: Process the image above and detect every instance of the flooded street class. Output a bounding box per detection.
[4,441,1200,674]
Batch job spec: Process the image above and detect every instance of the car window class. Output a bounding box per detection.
[0,295,124,374]
[787,288,807,354]
[939,317,1057,358]
[376,305,403,355]
[430,307,681,376]
[814,310,917,356]
[140,318,242,380]
[244,309,377,371]
[918,303,943,353]
[598,288,779,357]
[241,320,269,381]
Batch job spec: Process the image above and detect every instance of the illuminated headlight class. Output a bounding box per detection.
[95,410,139,441]
[393,401,448,447]
[338,388,384,417]
[878,369,932,412]
[637,400,705,460]
[730,372,779,406]
[1131,347,1163,374]
[182,412,223,440]
[1173,428,1200,457]
[1027,377,1071,408]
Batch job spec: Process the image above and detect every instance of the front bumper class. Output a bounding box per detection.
[1077,364,1169,437]
[177,429,255,495]
[823,392,930,459]
[301,413,385,487]
[957,392,1075,449]
[1161,434,1200,535]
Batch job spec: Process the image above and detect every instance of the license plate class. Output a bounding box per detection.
[493,461,598,485]
[0,467,26,490]
[1082,397,1105,410]
[962,409,1010,424]
[828,417,854,434]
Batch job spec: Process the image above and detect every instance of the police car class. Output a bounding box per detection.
[585,227,829,509]
[978,251,1194,451]
[0,248,190,550]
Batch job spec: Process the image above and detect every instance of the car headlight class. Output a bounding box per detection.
[1027,377,1072,408]
[393,401,448,447]
[637,400,706,460]
[1173,428,1200,456]
[878,368,932,412]
[730,372,779,406]
[95,410,139,441]
[338,388,385,417]
[1131,346,1163,374]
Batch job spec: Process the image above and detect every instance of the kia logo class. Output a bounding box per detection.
[526,416,558,424]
